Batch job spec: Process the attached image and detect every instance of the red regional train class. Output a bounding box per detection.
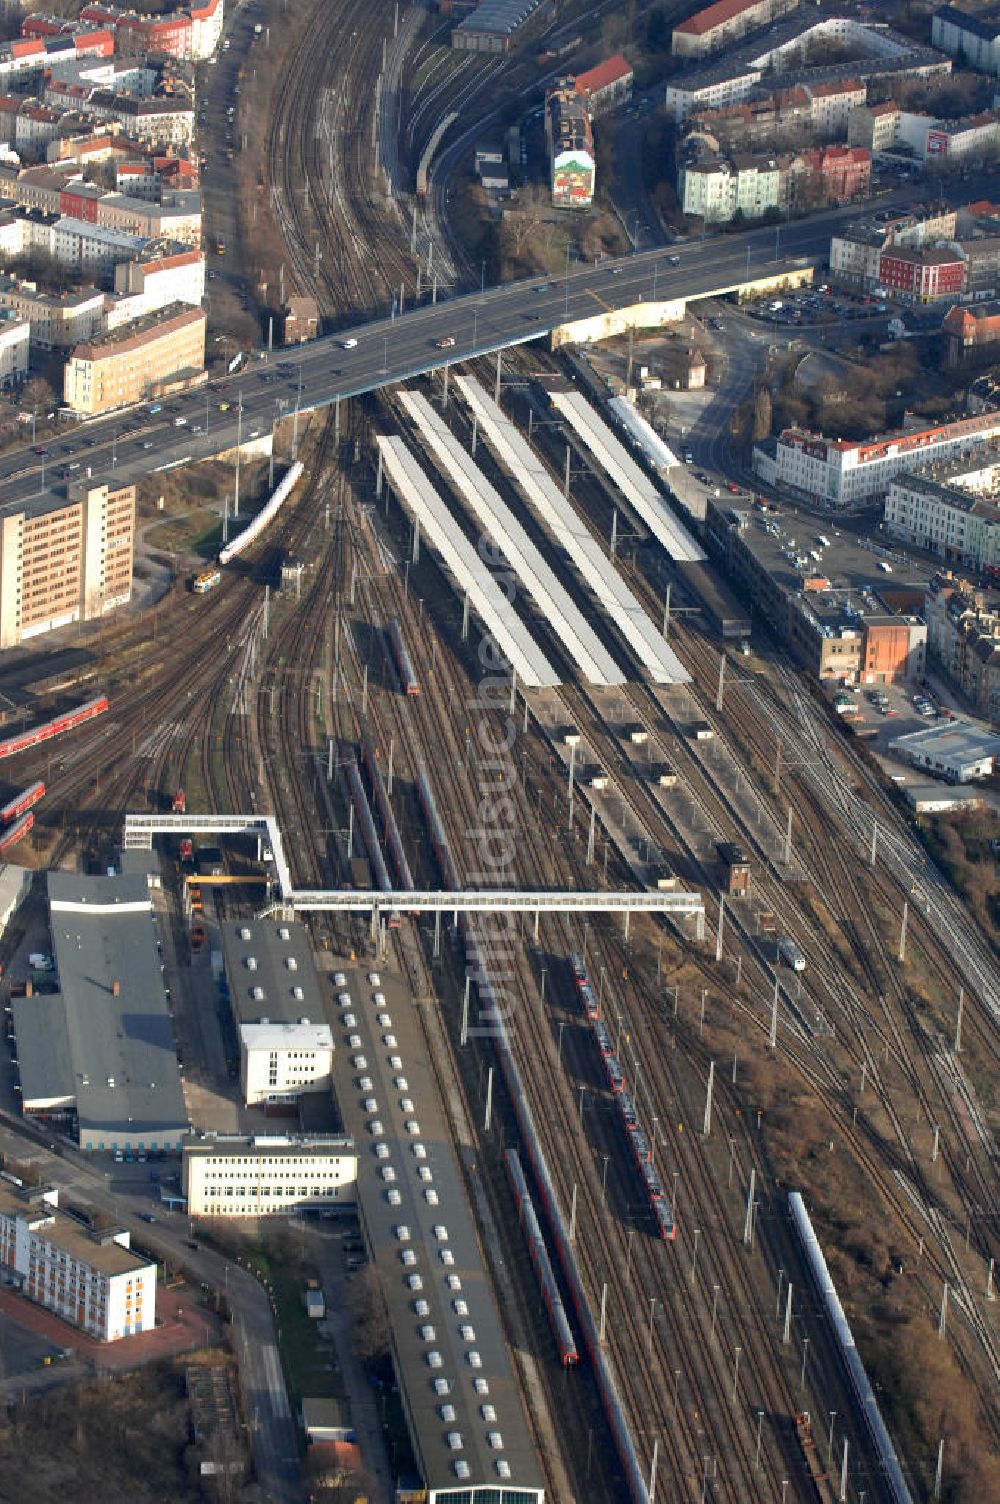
[0,697,108,762]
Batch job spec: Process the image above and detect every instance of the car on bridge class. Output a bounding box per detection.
[436,335,456,349]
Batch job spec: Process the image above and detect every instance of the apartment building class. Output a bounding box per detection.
[0,309,28,383]
[78,0,224,61]
[183,1134,358,1218]
[0,481,134,647]
[63,301,205,414]
[944,300,1000,364]
[925,573,1000,718]
[665,15,951,123]
[54,215,147,283]
[671,0,792,60]
[829,206,958,289]
[546,84,595,209]
[680,144,869,221]
[112,246,205,313]
[0,1182,156,1341]
[754,413,1000,506]
[686,80,864,153]
[0,276,105,348]
[932,6,1000,76]
[571,55,633,116]
[848,101,901,153]
[878,244,965,302]
[885,451,1000,570]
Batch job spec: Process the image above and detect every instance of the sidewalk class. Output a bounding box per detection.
[0,1283,219,1371]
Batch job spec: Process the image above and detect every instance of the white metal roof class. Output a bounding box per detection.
[376,436,560,688]
[609,394,680,471]
[454,376,691,686]
[552,389,705,561]
[400,391,625,687]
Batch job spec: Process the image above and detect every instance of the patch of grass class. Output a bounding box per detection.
[144,507,223,556]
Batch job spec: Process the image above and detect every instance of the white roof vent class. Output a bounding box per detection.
[246,956,258,971]
[278,926,290,941]
[239,926,252,941]
[292,988,304,1002]
[285,957,298,971]
[252,988,265,1002]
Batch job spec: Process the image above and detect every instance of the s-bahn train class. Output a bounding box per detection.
[414,768,653,1503]
[569,951,676,1241]
[388,617,419,696]
[0,811,33,854]
[0,781,44,825]
[505,1148,579,1367]
[0,697,108,762]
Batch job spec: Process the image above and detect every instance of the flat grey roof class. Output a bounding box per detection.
[15,871,188,1148]
[889,719,1000,763]
[12,992,74,1107]
[220,917,328,1027]
[331,964,543,1500]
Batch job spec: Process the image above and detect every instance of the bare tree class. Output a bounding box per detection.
[347,1264,390,1365]
[752,385,772,440]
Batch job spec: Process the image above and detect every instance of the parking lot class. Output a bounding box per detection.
[746,286,887,329]
[831,679,952,753]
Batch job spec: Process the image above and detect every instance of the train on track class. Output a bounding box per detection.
[344,756,401,927]
[414,762,653,1502]
[0,781,44,825]
[217,460,304,567]
[0,696,108,762]
[192,568,221,593]
[789,1191,913,1504]
[570,952,675,1240]
[505,1148,579,1368]
[415,765,460,892]
[388,617,419,696]
[0,811,33,854]
[359,737,414,890]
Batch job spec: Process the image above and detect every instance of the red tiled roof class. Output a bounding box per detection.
[675,0,765,38]
[573,54,632,95]
[808,79,864,99]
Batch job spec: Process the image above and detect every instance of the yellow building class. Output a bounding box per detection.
[63,301,205,416]
[0,482,135,649]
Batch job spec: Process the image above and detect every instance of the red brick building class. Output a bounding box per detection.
[878,245,964,303]
[943,301,1000,364]
[815,144,870,202]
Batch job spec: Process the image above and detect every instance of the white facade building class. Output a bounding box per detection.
[183,1133,358,1217]
[932,6,1000,76]
[0,1182,156,1341]
[239,1020,334,1107]
[54,215,146,282]
[884,461,1000,569]
[190,0,225,59]
[755,413,1000,505]
[680,153,782,221]
[0,311,29,385]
